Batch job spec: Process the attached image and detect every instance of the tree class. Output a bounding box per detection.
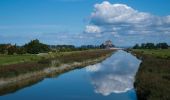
[7,45,17,55]
[141,43,146,49]
[100,44,105,49]
[0,44,9,54]
[156,43,168,49]
[133,44,140,49]
[16,47,26,54]
[145,43,155,49]
[132,42,169,49]
[24,39,50,54]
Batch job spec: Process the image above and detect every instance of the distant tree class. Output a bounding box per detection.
[16,47,26,54]
[133,44,140,49]
[7,45,17,55]
[132,42,169,49]
[0,44,9,54]
[145,43,155,49]
[156,43,168,49]
[141,43,146,49]
[24,39,50,54]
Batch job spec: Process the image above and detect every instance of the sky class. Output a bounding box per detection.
[0,0,170,47]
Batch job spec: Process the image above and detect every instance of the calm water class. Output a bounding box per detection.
[0,50,141,100]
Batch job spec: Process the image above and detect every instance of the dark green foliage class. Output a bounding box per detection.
[24,39,50,54]
[100,44,105,49]
[0,39,50,55]
[0,39,50,54]
[16,47,26,54]
[0,44,11,54]
[0,39,111,54]
[133,44,140,49]
[133,42,169,49]
[7,45,17,55]
[156,43,169,49]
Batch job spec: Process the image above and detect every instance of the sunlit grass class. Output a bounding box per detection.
[0,54,42,66]
[132,49,170,59]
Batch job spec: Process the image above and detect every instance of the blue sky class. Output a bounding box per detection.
[0,0,170,46]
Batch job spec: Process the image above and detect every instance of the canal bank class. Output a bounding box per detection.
[0,49,114,96]
[130,49,170,100]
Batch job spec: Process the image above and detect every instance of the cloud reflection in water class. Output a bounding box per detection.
[86,50,141,96]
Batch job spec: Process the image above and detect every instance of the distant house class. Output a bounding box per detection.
[100,40,115,49]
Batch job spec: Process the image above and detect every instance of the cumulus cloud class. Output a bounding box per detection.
[85,25,101,33]
[84,1,170,46]
[86,50,141,96]
[91,1,152,24]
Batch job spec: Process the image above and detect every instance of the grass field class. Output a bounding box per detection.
[0,54,42,66]
[132,49,170,59]
[131,49,170,100]
[0,49,114,78]
[0,49,104,66]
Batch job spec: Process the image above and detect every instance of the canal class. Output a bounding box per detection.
[0,50,141,100]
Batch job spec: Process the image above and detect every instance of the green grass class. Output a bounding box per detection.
[0,50,96,66]
[131,49,170,100]
[0,54,42,66]
[132,49,170,59]
[0,49,114,78]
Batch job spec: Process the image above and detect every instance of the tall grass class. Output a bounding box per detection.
[0,49,114,78]
[131,49,170,100]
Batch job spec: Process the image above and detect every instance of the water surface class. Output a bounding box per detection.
[0,50,141,100]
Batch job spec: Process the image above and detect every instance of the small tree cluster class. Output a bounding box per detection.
[49,44,101,52]
[0,44,26,55]
[133,43,169,49]
[24,39,50,54]
[0,39,50,55]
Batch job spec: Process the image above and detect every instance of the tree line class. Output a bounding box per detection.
[0,39,50,55]
[133,43,169,49]
[49,44,103,52]
[0,39,106,55]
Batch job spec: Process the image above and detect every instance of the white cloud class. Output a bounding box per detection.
[85,25,101,33]
[91,1,152,24]
[84,1,170,46]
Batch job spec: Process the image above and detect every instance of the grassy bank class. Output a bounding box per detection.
[0,49,114,78]
[0,49,114,95]
[132,49,170,59]
[130,49,170,100]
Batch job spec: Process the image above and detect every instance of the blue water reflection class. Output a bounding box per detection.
[86,50,141,96]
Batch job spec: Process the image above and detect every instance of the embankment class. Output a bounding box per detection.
[0,49,114,95]
[130,50,170,100]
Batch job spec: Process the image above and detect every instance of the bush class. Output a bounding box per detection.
[24,39,50,54]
